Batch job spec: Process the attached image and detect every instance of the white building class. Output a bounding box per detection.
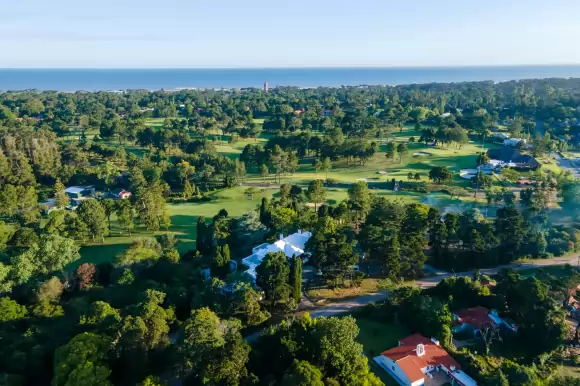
[490,132,510,141]
[503,138,527,147]
[374,334,477,386]
[242,230,312,280]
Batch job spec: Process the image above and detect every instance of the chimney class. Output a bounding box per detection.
[280,233,284,241]
[297,229,302,234]
[416,343,425,357]
[431,338,440,346]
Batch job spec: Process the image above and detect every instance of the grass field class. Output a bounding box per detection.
[72,186,278,270]
[307,278,380,302]
[355,317,410,386]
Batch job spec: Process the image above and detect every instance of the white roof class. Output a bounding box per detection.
[242,230,312,279]
[451,370,478,386]
[65,186,86,194]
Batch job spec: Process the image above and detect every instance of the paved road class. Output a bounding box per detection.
[553,152,580,177]
[243,255,580,341]
[305,254,580,317]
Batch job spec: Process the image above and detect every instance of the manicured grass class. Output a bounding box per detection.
[355,317,410,358]
[72,187,279,270]
[354,317,410,386]
[145,118,186,130]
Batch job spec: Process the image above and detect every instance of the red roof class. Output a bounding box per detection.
[454,306,493,330]
[381,334,460,382]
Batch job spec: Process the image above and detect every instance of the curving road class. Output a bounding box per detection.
[305,254,580,317]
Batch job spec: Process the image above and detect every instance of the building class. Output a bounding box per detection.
[242,230,312,280]
[41,199,58,214]
[65,186,96,209]
[490,132,510,141]
[503,138,527,148]
[487,147,539,169]
[453,306,494,334]
[322,109,334,117]
[374,334,477,386]
[108,188,132,200]
[453,307,518,334]
[264,80,268,93]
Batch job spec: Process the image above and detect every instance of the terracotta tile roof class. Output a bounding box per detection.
[381,334,460,382]
[454,306,493,330]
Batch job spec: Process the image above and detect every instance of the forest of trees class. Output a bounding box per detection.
[3,79,580,384]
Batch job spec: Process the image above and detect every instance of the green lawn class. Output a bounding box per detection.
[355,317,410,386]
[72,187,278,270]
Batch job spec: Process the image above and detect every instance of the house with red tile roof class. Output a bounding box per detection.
[374,334,477,386]
[453,306,493,334]
[453,306,518,335]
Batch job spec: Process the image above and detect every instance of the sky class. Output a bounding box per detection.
[2,0,580,68]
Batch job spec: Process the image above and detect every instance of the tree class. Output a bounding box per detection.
[271,207,297,235]
[176,308,250,384]
[212,244,231,278]
[196,216,212,255]
[77,200,108,242]
[116,200,135,235]
[176,160,195,187]
[114,238,162,267]
[260,164,269,181]
[282,360,324,386]
[37,276,64,303]
[135,185,167,232]
[414,173,421,181]
[348,181,372,221]
[96,161,120,188]
[54,178,70,209]
[0,221,13,251]
[290,256,303,303]
[429,166,453,184]
[384,142,397,161]
[0,296,28,322]
[501,167,520,182]
[481,324,502,355]
[100,198,116,231]
[396,143,408,162]
[76,263,97,289]
[10,234,80,284]
[183,179,194,199]
[307,180,326,212]
[52,333,112,386]
[407,172,413,181]
[256,252,291,307]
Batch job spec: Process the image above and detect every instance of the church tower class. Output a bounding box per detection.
[264,80,268,93]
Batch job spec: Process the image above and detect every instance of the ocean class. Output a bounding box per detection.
[1,66,580,91]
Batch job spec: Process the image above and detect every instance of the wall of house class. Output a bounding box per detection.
[374,356,417,386]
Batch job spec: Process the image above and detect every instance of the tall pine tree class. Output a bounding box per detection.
[196,216,212,255]
[54,178,70,209]
[290,256,302,303]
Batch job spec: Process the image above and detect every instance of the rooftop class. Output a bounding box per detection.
[242,230,312,279]
[381,334,460,382]
[454,306,493,330]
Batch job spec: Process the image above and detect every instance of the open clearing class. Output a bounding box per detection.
[73,187,277,270]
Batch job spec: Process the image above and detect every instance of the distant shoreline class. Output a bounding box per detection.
[2,65,580,91]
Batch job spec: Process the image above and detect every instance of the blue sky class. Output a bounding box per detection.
[2,0,580,68]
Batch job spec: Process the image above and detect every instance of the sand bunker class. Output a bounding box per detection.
[413,152,431,156]
[356,177,380,182]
